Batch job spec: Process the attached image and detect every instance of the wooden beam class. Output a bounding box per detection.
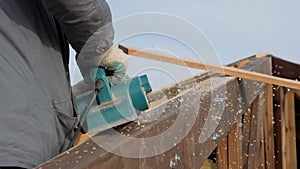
[37,55,272,169]
[242,108,252,168]
[280,88,288,169]
[228,126,237,169]
[283,90,297,169]
[272,57,300,81]
[228,122,243,169]
[230,59,250,68]
[273,87,284,169]
[119,45,300,90]
[247,97,260,169]
[258,88,266,169]
[217,136,228,169]
[263,84,275,169]
[259,116,265,169]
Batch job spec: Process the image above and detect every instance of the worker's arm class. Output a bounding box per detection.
[42,0,115,83]
[42,0,114,54]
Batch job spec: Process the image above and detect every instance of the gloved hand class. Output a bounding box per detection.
[98,46,128,86]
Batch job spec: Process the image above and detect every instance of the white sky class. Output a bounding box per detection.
[108,0,300,63]
[70,1,300,88]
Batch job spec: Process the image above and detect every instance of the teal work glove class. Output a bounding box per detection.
[98,47,128,86]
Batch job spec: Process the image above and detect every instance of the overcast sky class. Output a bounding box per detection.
[108,0,299,63]
[70,1,300,88]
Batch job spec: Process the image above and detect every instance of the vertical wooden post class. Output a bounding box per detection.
[247,97,260,169]
[283,89,297,169]
[217,136,228,169]
[259,116,265,169]
[242,108,252,168]
[274,87,284,168]
[258,89,266,169]
[228,122,243,169]
[280,89,288,169]
[274,87,297,169]
[263,84,275,169]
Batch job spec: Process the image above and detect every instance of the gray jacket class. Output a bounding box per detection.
[0,0,113,168]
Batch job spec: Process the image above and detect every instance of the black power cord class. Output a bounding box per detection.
[67,79,104,149]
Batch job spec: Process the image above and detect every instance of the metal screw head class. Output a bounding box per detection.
[169,159,176,169]
[215,115,221,120]
[211,115,221,121]
[212,133,219,141]
[175,154,181,163]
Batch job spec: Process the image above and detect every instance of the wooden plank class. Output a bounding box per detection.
[37,56,272,169]
[263,84,275,169]
[217,136,228,169]
[280,88,287,169]
[272,57,300,169]
[259,116,265,169]
[255,52,270,58]
[258,89,266,169]
[119,45,300,90]
[228,122,243,169]
[228,125,238,169]
[75,133,89,145]
[236,121,244,169]
[242,108,252,168]
[284,90,297,169]
[231,59,250,68]
[273,87,284,169]
[272,57,300,81]
[247,97,260,169]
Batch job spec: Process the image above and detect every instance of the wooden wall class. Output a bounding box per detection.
[37,56,300,169]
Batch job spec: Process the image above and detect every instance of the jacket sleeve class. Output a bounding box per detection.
[42,0,114,81]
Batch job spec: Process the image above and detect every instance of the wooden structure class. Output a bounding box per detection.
[37,55,300,169]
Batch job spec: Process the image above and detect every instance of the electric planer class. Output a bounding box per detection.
[75,68,152,135]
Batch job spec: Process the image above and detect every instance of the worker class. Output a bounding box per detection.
[0,0,126,168]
